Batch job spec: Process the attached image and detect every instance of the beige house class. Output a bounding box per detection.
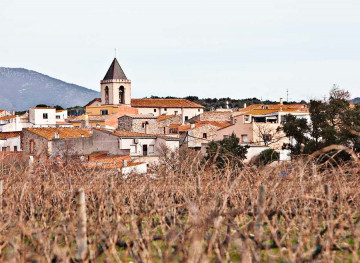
[216,102,310,149]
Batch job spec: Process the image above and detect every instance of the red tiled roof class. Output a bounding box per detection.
[0,132,21,140]
[157,115,176,121]
[24,128,91,140]
[194,120,231,128]
[0,115,17,121]
[131,98,204,108]
[234,103,309,116]
[97,129,156,138]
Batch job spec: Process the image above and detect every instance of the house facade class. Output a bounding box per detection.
[0,132,21,152]
[216,102,310,148]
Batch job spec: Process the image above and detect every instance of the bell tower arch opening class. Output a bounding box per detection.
[119,86,125,104]
[104,86,109,104]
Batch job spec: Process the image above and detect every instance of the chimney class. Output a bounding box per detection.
[280,98,283,105]
[84,114,89,128]
[54,132,60,139]
[243,103,247,108]
[123,159,128,167]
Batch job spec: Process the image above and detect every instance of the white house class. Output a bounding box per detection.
[0,110,11,118]
[29,107,71,128]
[55,109,68,123]
[0,115,32,132]
[29,107,57,127]
[0,132,21,152]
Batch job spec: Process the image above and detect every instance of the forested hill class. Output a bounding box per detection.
[148,95,304,111]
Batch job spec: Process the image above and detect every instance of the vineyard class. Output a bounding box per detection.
[0,152,359,262]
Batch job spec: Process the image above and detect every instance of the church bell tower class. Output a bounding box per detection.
[100,58,131,105]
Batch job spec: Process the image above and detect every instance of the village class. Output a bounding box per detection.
[0,58,312,174]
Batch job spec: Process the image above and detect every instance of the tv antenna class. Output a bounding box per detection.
[286,89,289,102]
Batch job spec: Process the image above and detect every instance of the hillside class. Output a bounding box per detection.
[0,67,99,110]
[352,97,360,104]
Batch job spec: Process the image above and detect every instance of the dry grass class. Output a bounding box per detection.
[0,152,359,262]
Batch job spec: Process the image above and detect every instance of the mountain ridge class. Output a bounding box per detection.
[0,67,99,110]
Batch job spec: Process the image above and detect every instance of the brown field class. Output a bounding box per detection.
[0,152,359,262]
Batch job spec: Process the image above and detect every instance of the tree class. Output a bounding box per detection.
[283,87,360,161]
[254,149,279,166]
[206,133,248,168]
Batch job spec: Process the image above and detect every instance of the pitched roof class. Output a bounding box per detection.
[85,98,101,107]
[0,115,17,121]
[103,58,128,80]
[194,120,232,128]
[24,128,91,140]
[131,99,204,108]
[0,132,21,140]
[234,103,309,116]
[120,114,157,119]
[157,115,177,121]
[69,115,106,122]
[98,129,156,138]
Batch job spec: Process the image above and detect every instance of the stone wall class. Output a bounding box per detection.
[118,115,133,131]
[189,111,232,123]
[118,115,157,134]
[21,130,50,162]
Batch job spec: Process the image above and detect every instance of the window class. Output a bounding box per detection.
[1,147,6,152]
[203,133,207,139]
[149,145,155,154]
[130,145,137,154]
[241,134,248,143]
[185,116,188,121]
[13,146,17,152]
[174,111,178,115]
[154,109,157,113]
[56,115,60,119]
[198,109,201,112]
[43,113,48,119]
[101,110,108,115]
[30,140,35,154]
[244,115,250,122]
[164,108,167,111]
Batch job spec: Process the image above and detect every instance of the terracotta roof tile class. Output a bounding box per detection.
[234,103,309,116]
[131,98,204,108]
[157,115,177,121]
[0,132,21,140]
[0,115,17,121]
[194,120,232,128]
[97,129,156,138]
[24,128,91,140]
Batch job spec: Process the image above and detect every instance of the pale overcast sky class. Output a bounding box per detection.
[1,0,359,101]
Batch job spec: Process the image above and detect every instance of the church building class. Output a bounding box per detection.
[86,58,204,124]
